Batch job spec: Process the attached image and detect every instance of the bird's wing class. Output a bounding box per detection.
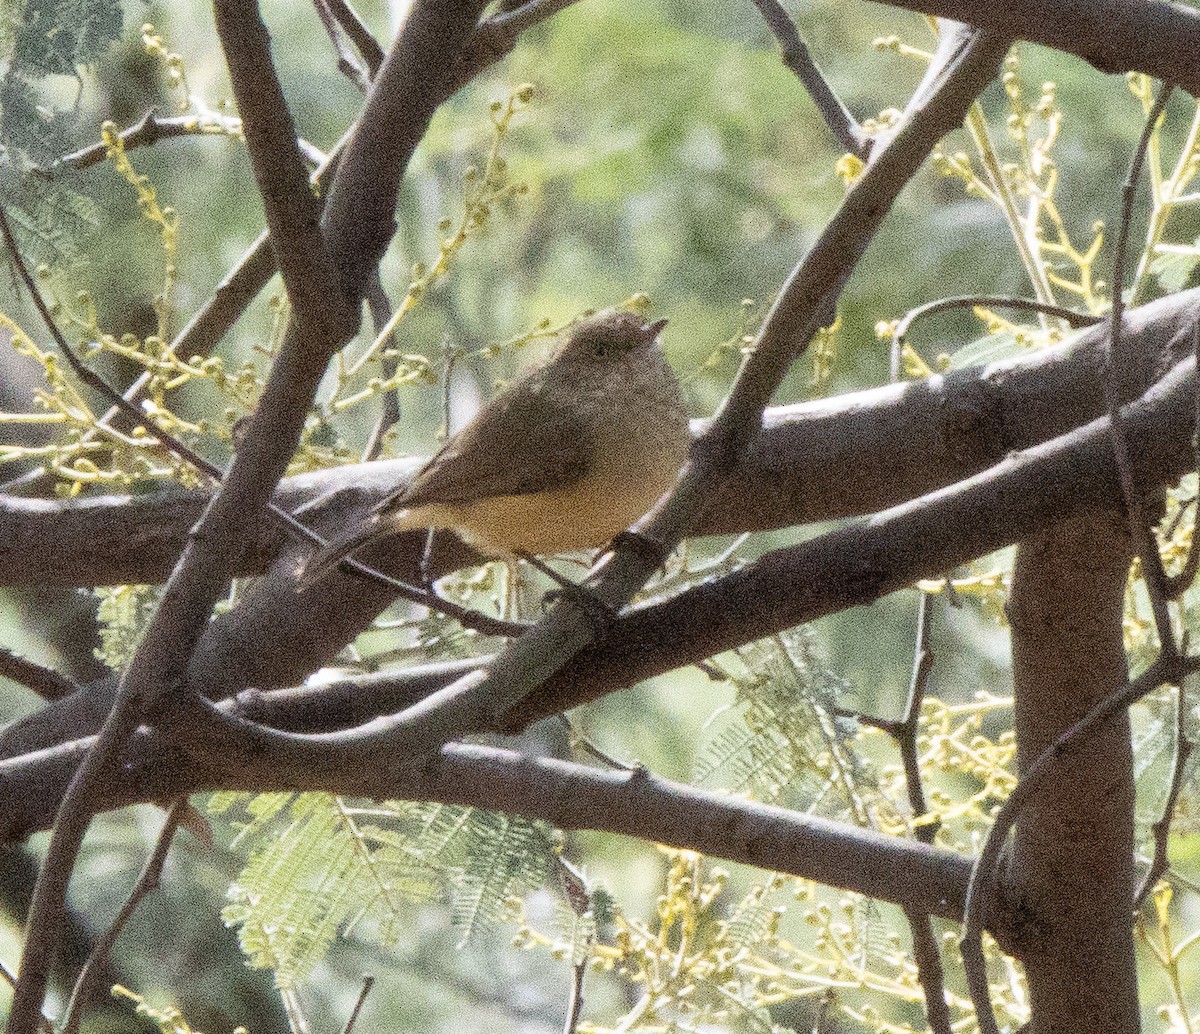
[379,383,593,512]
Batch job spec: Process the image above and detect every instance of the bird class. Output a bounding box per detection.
[298,309,690,587]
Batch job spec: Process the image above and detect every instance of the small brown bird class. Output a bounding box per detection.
[299,310,689,586]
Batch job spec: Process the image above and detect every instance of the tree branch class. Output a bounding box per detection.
[0,647,77,701]
[9,0,382,1020]
[4,300,1199,782]
[61,800,187,1034]
[1,285,1195,592]
[876,0,1200,97]
[215,0,349,331]
[974,511,1139,1034]
[319,1,489,295]
[37,110,244,174]
[505,352,1200,727]
[1107,81,1176,651]
[199,27,1010,781]
[0,735,973,924]
[46,332,1193,846]
[747,0,868,157]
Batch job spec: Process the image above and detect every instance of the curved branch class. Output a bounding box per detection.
[0,736,972,924]
[507,353,1199,726]
[5,351,1198,797]
[28,363,1193,812]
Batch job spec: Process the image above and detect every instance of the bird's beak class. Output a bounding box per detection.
[643,318,668,342]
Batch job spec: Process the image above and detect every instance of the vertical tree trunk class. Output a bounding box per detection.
[1005,509,1139,1034]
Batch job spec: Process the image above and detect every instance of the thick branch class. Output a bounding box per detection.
[877,0,1200,97]
[0,736,972,924]
[23,358,1191,827]
[320,1,489,293]
[214,0,346,330]
[997,511,1138,1034]
[4,347,1198,766]
[508,352,1199,726]
[1,286,1194,588]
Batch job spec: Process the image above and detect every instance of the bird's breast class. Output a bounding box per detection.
[450,382,688,555]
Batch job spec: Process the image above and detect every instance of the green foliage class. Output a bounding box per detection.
[211,792,563,987]
[8,0,122,76]
[0,0,123,264]
[695,628,865,812]
[11,8,1200,1033]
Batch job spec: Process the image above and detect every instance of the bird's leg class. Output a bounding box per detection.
[518,551,618,631]
[500,557,524,620]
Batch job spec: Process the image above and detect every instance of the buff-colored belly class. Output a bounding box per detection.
[399,454,683,555]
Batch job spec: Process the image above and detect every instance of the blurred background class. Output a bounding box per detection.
[1,1,1193,1031]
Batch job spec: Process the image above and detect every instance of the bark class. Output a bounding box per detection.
[1003,510,1139,1034]
[877,0,1200,97]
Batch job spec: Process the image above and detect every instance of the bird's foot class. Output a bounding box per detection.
[606,529,671,567]
[519,552,617,633]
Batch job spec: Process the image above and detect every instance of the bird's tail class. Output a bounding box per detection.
[296,515,391,591]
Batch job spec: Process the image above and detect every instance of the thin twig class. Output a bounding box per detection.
[1135,675,1195,906]
[487,0,578,34]
[885,592,951,1034]
[0,647,79,700]
[312,0,371,92]
[905,909,953,1034]
[960,653,1200,1034]
[747,0,868,157]
[36,110,243,174]
[320,551,528,638]
[360,275,400,462]
[563,959,586,1034]
[281,986,311,1034]
[1107,80,1177,654]
[898,592,938,842]
[340,974,375,1034]
[324,0,384,75]
[0,207,223,482]
[61,800,188,1034]
[557,716,636,771]
[890,295,1103,382]
[556,853,593,1034]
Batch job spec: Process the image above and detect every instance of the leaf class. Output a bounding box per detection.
[1150,243,1200,293]
[944,329,1023,369]
[217,794,563,985]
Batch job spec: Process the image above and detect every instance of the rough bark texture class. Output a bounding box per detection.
[1005,510,1138,1034]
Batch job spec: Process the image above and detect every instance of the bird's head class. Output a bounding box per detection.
[556,310,668,365]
